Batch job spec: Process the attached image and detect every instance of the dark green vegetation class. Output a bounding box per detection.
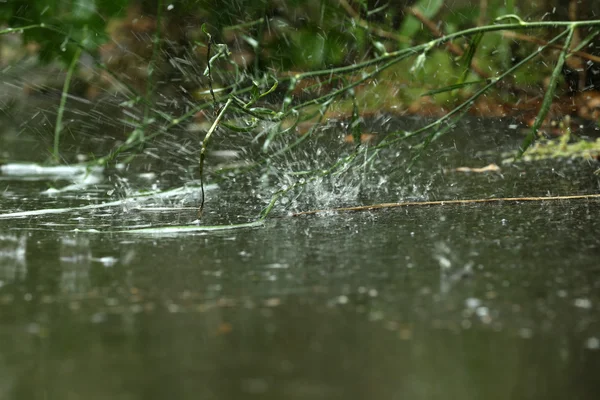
[2,0,600,219]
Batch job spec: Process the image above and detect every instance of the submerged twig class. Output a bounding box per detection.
[291,193,600,217]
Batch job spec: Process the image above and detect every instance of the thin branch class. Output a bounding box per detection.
[292,193,600,217]
[198,98,233,217]
[503,31,600,63]
[338,0,410,43]
[519,26,575,156]
[407,6,489,81]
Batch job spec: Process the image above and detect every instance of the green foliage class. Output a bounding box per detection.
[0,0,128,63]
[2,0,599,194]
[398,0,444,40]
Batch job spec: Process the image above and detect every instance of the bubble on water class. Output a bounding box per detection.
[265,263,289,269]
[93,256,118,267]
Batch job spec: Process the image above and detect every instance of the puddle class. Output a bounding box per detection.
[1,117,599,399]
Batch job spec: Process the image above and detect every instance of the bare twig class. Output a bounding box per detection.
[502,31,600,64]
[407,6,490,80]
[198,98,233,218]
[338,0,410,43]
[291,193,600,217]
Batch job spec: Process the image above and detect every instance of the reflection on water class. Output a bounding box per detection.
[1,118,600,399]
[0,234,26,284]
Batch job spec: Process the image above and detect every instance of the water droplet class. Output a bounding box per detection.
[574,298,592,309]
[585,337,599,350]
[465,297,481,309]
[519,328,533,339]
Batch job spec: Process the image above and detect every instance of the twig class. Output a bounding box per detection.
[198,98,233,217]
[203,25,217,105]
[502,31,600,64]
[407,6,490,80]
[338,0,410,43]
[291,193,600,217]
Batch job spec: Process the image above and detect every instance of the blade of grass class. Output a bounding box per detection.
[456,32,483,86]
[373,28,571,151]
[140,0,164,143]
[518,26,575,157]
[53,45,82,163]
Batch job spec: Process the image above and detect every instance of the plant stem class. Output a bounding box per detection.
[198,98,233,217]
[519,26,575,156]
[141,0,163,141]
[53,46,81,163]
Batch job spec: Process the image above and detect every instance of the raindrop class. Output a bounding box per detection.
[574,298,592,309]
[465,297,481,309]
[26,323,41,335]
[476,306,489,318]
[585,337,600,350]
[519,328,533,339]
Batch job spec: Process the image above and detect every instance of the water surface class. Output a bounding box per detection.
[1,117,599,399]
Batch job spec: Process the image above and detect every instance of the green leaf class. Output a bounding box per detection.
[456,32,483,86]
[221,120,260,133]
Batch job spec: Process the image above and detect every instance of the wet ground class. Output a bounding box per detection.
[1,116,600,399]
